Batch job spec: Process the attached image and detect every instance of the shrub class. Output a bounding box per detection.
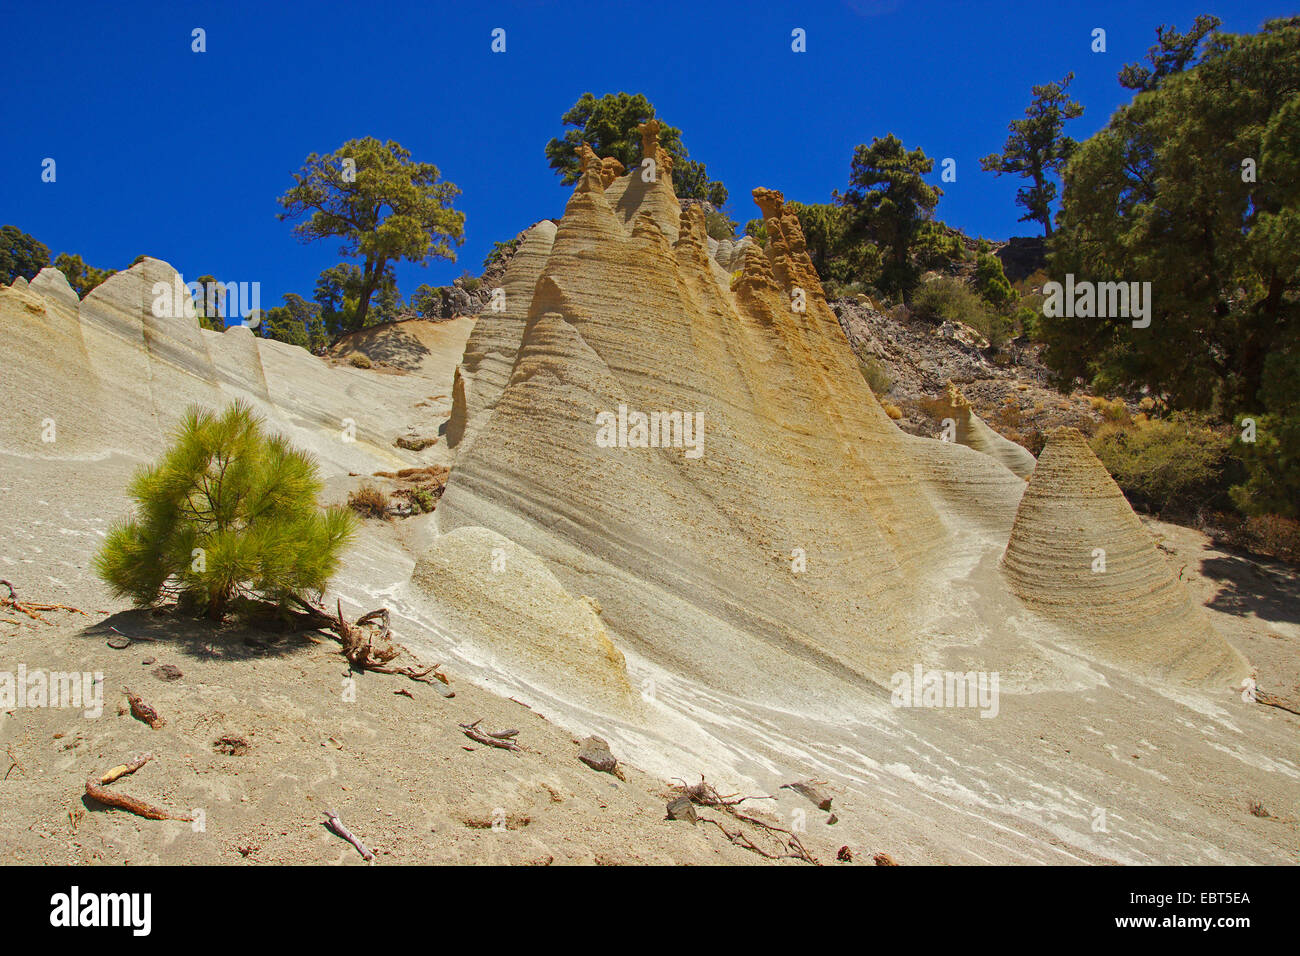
[482,237,522,271]
[1087,396,1130,424]
[347,483,389,519]
[858,357,893,396]
[1090,413,1234,516]
[882,402,904,419]
[410,487,439,513]
[704,209,737,241]
[94,402,356,621]
[974,253,1015,309]
[911,277,1011,348]
[349,354,372,369]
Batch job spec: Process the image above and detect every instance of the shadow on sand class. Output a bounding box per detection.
[80,606,319,662]
[1201,552,1300,626]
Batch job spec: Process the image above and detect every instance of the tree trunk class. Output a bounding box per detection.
[352,258,383,332]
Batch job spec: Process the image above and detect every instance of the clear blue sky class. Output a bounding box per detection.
[2,0,1293,314]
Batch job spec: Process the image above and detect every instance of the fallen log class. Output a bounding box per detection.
[84,753,192,822]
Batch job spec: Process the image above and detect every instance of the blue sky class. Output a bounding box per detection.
[3,0,1293,316]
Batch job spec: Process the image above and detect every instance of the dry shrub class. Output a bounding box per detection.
[1087,395,1129,423]
[349,354,372,369]
[1207,512,1300,564]
[347,483,388,519]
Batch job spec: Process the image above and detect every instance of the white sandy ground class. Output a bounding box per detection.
[0,447,1295,864]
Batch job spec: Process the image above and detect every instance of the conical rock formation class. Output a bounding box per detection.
[1001,427,1248,684]
[931,381,1037,479]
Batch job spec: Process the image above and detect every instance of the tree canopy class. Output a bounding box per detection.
[544,92,727,206]
[836,134,941,298]
[278,138,464,333]
[1047,16,1300,514]
[979,73,1084,236]
[0,225,50,284]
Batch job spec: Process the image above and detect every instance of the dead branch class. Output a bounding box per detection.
[1255,690,1300,716]
[324,810,374,861]
[289,594,452,691]
[124,688,165,729]
[672,774,774,809]
[671,776,814,864]
[84,753,192,822]
[460,719,521,751]
[0,579,88,624]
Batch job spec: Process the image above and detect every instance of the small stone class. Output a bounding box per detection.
[577,735,619,775]
[152,664,183,682]
[141,657,155,665]
[106,636,130,650]
[665,796,697,824]
[394,435,437,451]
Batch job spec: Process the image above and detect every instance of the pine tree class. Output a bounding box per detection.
[979,74,1084,236]
[95,402,356,620]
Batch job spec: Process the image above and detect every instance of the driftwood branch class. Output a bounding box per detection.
[460,719,521,751]
[289,594,452,692]
[84,753,192,822]
[324,810,374,861]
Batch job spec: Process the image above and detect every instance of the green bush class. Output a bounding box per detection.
[910,277,1011,348]
[974,253,1015,309]
[858,356,893,395]
[1090,413,1235,516]
[94,402,356,620]
[704,209,737,241]
[482,237,522,271]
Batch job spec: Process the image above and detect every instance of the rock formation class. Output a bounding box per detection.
[438,141,1034,687]
[930,381,1038,479]
[0,259,471,474]
[1001,428,1249,683]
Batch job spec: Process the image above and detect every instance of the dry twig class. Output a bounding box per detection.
[670,775,814,864]
[84,753,192,821]
[0,579,88,625]
[1255,689,1300,716]
[460,719,521,751]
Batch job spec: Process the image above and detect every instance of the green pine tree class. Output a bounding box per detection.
[979,73,1084,236]
[94,402,356,620]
